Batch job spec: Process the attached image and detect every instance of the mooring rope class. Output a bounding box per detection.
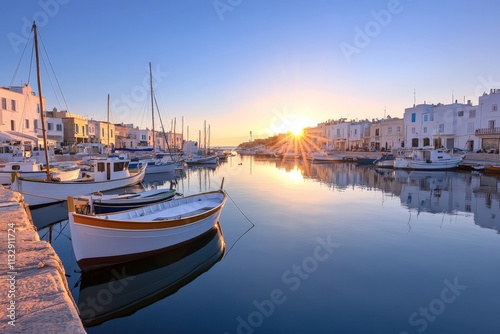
[224,189,255,256]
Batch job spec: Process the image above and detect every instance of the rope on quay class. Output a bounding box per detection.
[12,190,66,202]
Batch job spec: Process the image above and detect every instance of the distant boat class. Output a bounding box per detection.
[484,165,500,174]
[67,179,227,270]
[373,154,396,168]
[77,223,225,327]
[356,156,377,165]
[395,148,463,170]
[307,151,344,162]
[185,154,218,165]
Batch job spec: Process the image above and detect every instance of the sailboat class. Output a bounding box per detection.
[10,22,147,208]
[133,62,184,174]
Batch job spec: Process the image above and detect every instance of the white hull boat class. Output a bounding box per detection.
[394,148,463,170]
[0,161,80,185]
[11,158,147,208]
[68,185,227,270]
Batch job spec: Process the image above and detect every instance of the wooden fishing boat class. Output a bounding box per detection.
[77,223,225,326]
[78,187,178,214]
[67,180,227,270]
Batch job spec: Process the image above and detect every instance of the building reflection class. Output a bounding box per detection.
[278,159,500,234]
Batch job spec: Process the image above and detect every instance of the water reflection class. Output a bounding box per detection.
[278,160,500,233]
[77,223,225,327]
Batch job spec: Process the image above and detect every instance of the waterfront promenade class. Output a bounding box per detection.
[0,188,85,333]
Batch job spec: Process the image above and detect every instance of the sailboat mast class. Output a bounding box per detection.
[33,22,51,180]
[204,120,207,156]
[149,62,155,153]
[107,94,110,153]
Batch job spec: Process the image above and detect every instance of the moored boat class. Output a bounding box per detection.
[0,160,80,185]
[67,180,227,270]
[373,154,396,168]
[11,157,147,208]
[394,148,463,170]
[77,186,178,214]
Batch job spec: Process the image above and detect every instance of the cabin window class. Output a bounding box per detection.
[113,162,126,172]
[11,165,21,171]
[97,162,105,172]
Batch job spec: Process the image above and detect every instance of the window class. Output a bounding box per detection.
[438,124,444,133]
[97,162,105,172]
[458,111,464,117]
[82,126,85,136]
[34,120,38,129]
[111,129,113,138]
[10,120,15,131]
[488,120,495,129]
[423,114,429,122]
[75,124,79,133]
[423,127,427,133]
[11,100,16,111]
[1,98,6,109]
[411,113,416,122]
[25,119,29,129]
[397,126,401,133]
[336,129,341,136]
[469,109,476,118]
[56,124,62,131]
[47,123,53,131]
[493,104,498,112]
[388,127,392,134]
[411,127,416,134]
[37,104,40,113]
[102,128,105,137]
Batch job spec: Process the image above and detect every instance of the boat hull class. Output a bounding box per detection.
[11,166,146,208]
[69,190,227,270]
[89,189,177,214]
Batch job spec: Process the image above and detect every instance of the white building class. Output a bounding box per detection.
[0,84,63,150]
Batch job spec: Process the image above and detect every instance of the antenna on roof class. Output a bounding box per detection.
[413,88,416,107]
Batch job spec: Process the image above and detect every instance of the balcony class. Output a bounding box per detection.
[476,127,500,135]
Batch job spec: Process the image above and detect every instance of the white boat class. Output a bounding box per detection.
[11,157,147,208]
[307,151,344,162]
[185,154,218,165]
[0,160,80,185]
[131,157,184,173]
[373,154,396,168]
[67,182,227,270]
[394,148,463,170]
[77,223,225,326]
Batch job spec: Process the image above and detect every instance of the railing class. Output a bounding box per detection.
[475,127,500,135]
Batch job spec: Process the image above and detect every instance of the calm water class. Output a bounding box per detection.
[34,155,500,334]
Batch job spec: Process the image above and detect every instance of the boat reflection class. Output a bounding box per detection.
[29,201,69,229]
[302,161,500,233]
[77,223,225,327]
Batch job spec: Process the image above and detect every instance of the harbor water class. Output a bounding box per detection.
[33,155,500,334]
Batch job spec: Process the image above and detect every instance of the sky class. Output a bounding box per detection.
[1,0,500,146]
